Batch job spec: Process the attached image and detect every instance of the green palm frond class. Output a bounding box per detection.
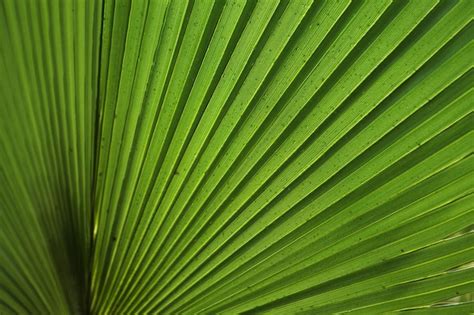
[1,0,473,314]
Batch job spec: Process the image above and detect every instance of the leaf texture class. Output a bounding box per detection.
[0,0,473,314]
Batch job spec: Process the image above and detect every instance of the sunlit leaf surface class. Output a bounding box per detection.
[1,0,473,313]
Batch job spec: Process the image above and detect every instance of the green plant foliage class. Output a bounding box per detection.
[0,0,473,314]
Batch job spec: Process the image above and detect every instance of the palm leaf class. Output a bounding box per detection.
[0,0,473,313]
